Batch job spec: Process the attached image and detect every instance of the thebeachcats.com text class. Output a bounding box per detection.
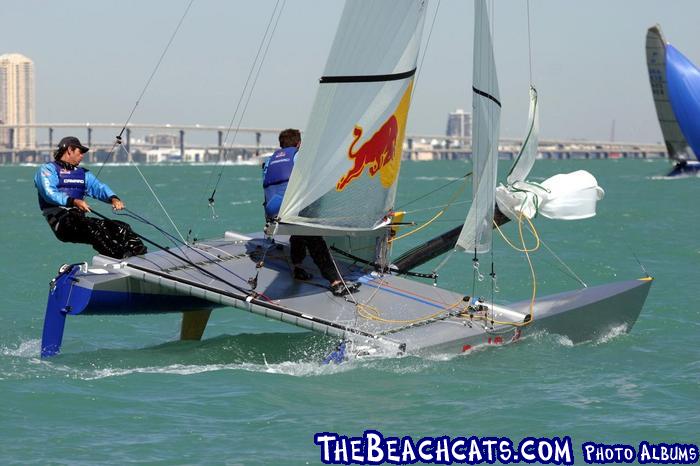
[313,431,699,465]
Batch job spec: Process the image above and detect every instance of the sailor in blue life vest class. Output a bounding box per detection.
[262,129,359,297]
[34,136,147,259]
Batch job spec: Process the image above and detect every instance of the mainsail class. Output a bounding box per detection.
[276,0,427,236]
[646,25,698,162]
[456,0,500,254]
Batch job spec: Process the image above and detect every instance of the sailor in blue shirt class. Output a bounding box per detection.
[262,129,358,297]
[35,136,146,258]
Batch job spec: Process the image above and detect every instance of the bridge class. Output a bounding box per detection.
[0,123,667,164]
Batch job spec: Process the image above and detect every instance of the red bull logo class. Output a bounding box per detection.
[336,81,413,192]
[336,117,398,191]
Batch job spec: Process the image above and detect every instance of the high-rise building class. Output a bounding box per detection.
[0,53,36,149]
[446,109,471,140]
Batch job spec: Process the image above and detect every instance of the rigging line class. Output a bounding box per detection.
[526,0,534,85]
[96,0,195,177]
[203,0,282,209]
[356,299,463,325]
[397,171,472,210]
[517,213,536,323]
[205,0,285,209]
[404,199,471,214]
[389,174,469,244]
[411,217,464,224]
[627,246,651,278]
[118,210,182,248]
[329,246,436,279]
[227,0,285,154]
[471,0,481,299]
[490,239,495,303]
[432,248,455,275]
[119,144,187,243]
[116,207,252,284]
[493,216,540,253]
[90,209,270,300]
[412,0,441,97]
[327,245,360,308]
[539,237,587,288]
[490,213,538,326]
[351,262,388,327]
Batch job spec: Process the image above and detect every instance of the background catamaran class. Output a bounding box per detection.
[40,0,652,359]
[646,24,700,176]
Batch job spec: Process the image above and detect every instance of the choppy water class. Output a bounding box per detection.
[1,160,698,465]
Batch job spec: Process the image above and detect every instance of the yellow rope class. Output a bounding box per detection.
[388,210,444,243]
[388,175,470,244]
[355,298,466,324]
[517,213,537,323]
[455,213,539,328]
[493,214,540,253]
[362,213,541,329]
[357,182,540,329]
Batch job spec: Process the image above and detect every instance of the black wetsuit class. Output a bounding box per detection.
[35,160,147,259]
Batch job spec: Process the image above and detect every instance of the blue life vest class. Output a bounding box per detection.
[263,147,296,188]
[38,162,87,209]
[263,147,297,218]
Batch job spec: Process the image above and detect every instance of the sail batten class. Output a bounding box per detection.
[320,68,417,84]
[276,1,428,236]
[472,86,502,107]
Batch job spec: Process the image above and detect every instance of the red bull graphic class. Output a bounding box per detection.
[336,117,398,191]
[336,81,413,192]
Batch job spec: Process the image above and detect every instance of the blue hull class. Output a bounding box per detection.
[41,265,213,357]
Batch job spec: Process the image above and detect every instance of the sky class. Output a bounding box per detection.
[2,0,700,146]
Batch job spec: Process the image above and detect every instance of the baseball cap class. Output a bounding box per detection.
[58,136,89,154]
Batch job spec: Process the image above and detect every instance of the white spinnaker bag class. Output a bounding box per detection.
[496,170,605,221]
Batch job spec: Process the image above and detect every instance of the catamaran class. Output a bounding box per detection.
[40,0,652,359]
[646,24,700,176]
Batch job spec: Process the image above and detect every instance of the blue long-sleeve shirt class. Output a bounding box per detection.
[35,162,116,209]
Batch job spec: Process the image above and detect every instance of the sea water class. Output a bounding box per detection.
[0,159,697,465]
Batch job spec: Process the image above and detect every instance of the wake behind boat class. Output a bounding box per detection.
[40,0,652,359]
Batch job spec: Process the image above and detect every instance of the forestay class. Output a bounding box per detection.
[456,0,500,254]
[276,0,427,236]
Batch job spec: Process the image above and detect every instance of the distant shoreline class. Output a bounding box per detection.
[3,154,669,168]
